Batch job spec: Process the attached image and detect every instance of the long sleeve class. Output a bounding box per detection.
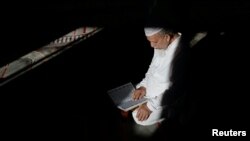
[136,49,158,89]
[137,36,181,111]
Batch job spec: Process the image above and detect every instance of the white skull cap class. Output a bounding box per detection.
[144,27,163,36]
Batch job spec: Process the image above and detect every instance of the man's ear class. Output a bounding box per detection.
[165,34,171,43]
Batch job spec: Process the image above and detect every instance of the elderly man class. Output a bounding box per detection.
[132,27,182,126]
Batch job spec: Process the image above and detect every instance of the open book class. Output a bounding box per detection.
[107,82,147,111]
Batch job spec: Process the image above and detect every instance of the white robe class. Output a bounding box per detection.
[132,35,181,126]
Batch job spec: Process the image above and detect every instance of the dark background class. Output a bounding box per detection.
[1,0,249,139]
[1,0,250,66]
[1,26,152,140]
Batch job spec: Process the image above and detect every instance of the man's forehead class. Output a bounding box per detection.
[147,33,162,41]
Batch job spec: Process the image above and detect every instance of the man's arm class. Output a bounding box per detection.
[135,50,156,95]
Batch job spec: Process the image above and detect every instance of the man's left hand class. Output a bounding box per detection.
[136,103,152,121]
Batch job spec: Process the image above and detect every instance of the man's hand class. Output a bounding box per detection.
[132,86,146,100]
[136,103,152,121]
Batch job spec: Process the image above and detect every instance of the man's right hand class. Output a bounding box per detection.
[132,86,146,100]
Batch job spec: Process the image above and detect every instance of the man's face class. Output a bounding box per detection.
[146,33,169,49]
